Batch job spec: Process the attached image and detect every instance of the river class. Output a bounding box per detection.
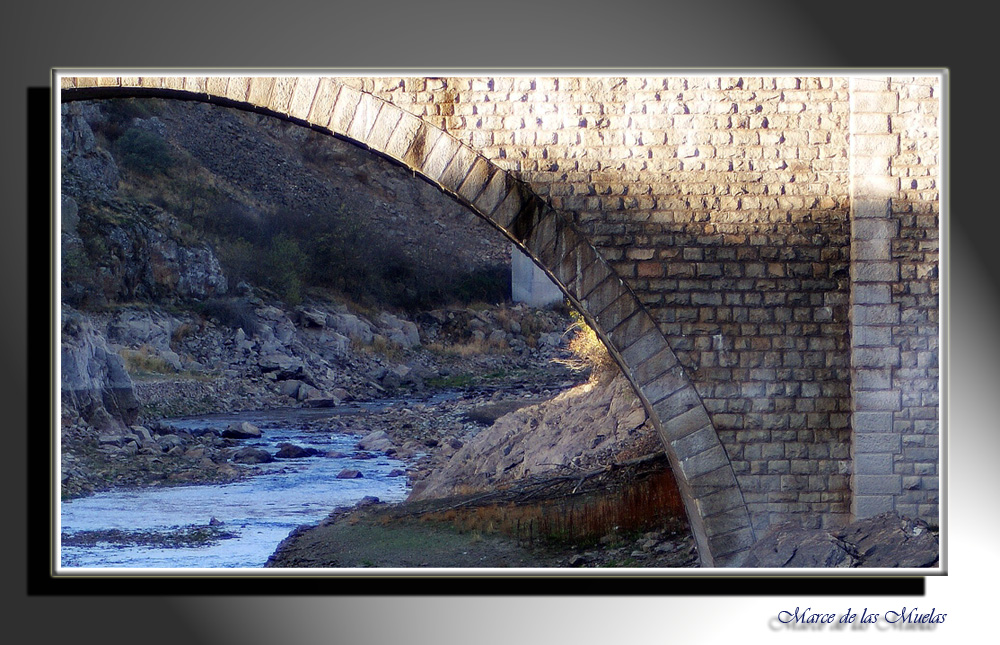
[58,404,416,570]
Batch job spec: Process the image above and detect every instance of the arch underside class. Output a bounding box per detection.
[61,76,756,566]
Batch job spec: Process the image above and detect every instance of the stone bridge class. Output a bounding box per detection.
[60,73,941,567]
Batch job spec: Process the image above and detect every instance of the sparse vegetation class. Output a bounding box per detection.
[88,98,512,314]
[119,345,176,377]
[553,311,617,382]
[114,127,175,176]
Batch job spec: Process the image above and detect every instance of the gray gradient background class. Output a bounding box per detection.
[4,1,991,642]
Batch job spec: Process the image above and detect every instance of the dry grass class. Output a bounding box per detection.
[119,345,176,377]
[425,336,510,357]
[352,335,406,361]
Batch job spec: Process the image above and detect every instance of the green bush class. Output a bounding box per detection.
[114,127,174,176]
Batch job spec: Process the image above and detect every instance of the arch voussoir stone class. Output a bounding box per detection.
[59,75,761,566]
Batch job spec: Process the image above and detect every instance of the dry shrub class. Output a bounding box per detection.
[554,316,617,382]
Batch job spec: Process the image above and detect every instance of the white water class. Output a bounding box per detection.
[59,408,412,569]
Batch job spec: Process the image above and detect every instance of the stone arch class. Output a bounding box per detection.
[61,76,755,566]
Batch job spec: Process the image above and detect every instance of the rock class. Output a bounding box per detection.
[328,313,374,344]
[296,384,322,402]
[358,430,394,452]
[301,396,342,408]
[336,469,364,479]
[232,447,274,464]
[61,310,139,425]
[298,308,327,328]
[275,443,320,459]
[61,102,120,198]
[411,374,652,501]
[279,379,304,398]
[221,422,263,439]
[258,353,304,379]
[157,434,185,451]
[741,524,855,568]
[741,512,938,568]
[834,512,940,568]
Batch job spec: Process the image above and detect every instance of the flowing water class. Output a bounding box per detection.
[59,405,415,570]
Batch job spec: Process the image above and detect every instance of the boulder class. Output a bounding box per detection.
[258,353,304,379]
[275,443,320,459]
[328,313,374,344]
[221,422,263,439]
[232,447,275,464]
[357,430,395,452]
[336,469,364,479]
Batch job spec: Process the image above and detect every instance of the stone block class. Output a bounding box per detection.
[852,90,898,113]
[267,77,297,115]
[307,78,341,127]
[204,77,232,97]
[671,425,721,461]
[609,310,657,351]
[681,444,731,480]
[383,112,423,162]
[851,113,891,134]
[853,239,891,261]
[475,170,512,217]
[854,368,893,390]
[366,105,403,151]
[288,76,321,120]
[594,291,635,334]
[658,404,712,443]
[855,474,902,495]
[854,389,901,411]
[852,261,900,283]
[631,346,679,385]
[620,327,666,367]
[854,174,900,197]
[346,92,382,142]
[853,217,900,240]
[490,188,526,232]
[852,196,891,219]
[854,305,900,325]
[853,134,900,157]
[687,465,739,497]
[702,506,753,538]
[224,77,250,102]
[707,527,756,561]
[440,143,479,191]
[854,346,901,368]
[855,432,901,455]
[640,368,687,405]
[853,284,892,305]
[855,452,892,475]
[457,156,494,203]
[854,411,893,434]
[851,154,891,176]
[853,494,894,518]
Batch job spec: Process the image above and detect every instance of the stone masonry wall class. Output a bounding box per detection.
[347,75,858,531]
